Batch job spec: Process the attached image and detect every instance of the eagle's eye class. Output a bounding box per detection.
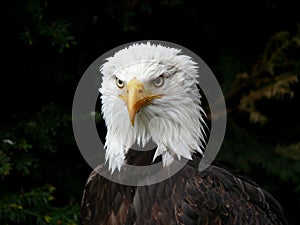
[116,77,125,89]
[152,75,164,87]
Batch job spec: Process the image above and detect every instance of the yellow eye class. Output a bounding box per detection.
[152,75,164,87]
[116,77,124,89]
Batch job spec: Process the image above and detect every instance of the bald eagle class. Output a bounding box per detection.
[80,43,288,225]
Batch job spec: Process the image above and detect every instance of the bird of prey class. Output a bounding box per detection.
[80,42,288,225]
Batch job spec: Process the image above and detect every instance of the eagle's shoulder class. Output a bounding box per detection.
[132,164,288,225]
[192,165,288,225]
[80,165,136,225]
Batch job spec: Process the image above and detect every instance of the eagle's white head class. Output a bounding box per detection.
[99,42,206,172]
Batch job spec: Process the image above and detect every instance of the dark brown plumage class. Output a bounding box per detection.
[80,151,288,225]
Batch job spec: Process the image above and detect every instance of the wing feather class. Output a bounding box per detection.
[80,164,288,225]
[80,165,136,225]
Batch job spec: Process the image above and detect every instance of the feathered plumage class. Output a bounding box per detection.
[80,42,288,225]
[81,163,287,225]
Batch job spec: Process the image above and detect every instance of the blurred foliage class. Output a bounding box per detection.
[275,142,300,161]
[227,26,300,124]
[0,104,80,225]
[217,24,300,222]
[0,184,78,225]
[1,1,82,223]
[18,0,76,53]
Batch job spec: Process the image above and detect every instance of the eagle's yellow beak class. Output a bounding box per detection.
[119,79,162,126]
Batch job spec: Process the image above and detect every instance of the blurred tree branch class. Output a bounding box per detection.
[227,25,300,124]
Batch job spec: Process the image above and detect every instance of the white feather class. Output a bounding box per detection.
[99,42,206,172]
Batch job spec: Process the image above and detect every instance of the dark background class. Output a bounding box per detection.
[1,0,300,224]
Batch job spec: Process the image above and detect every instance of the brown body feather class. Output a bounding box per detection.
[80,151,287,225]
